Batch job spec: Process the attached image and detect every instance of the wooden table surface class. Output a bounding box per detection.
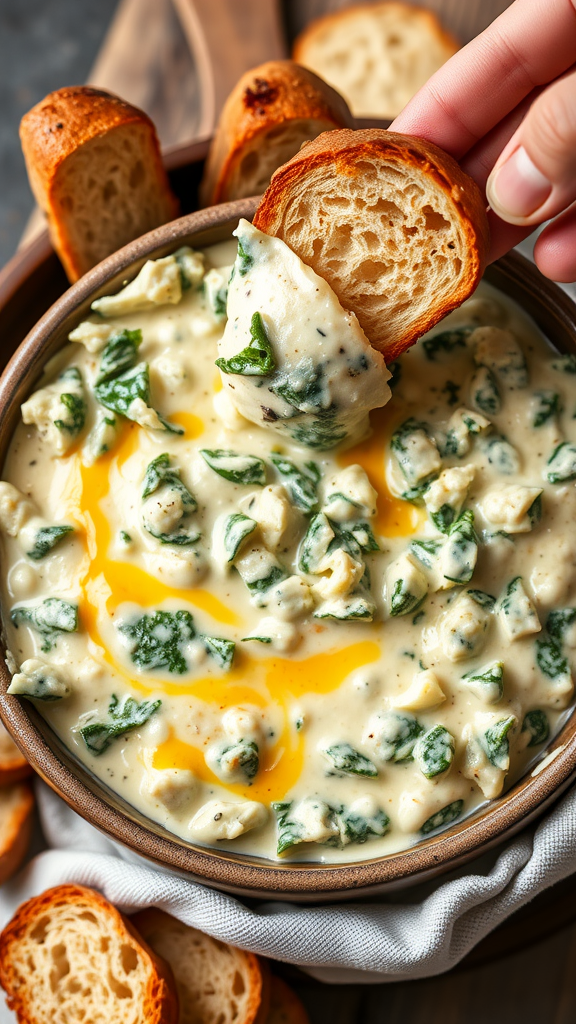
[4,0,576,1018]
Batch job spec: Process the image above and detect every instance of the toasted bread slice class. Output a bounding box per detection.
[0,783,34,886]
[20,86,179,283]
[266,977,309,1024]
[0,720,31,787]
[133,908,268,1024]
[200,60,353,207]
[253,128,489,361]
[293,2,459,120]
[0,885,178,1024]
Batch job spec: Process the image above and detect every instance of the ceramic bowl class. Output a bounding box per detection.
[1,163,576,901]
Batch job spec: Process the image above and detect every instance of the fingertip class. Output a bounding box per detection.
[533,206,576,283]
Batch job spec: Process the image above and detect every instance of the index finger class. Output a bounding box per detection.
[391,0,576,158]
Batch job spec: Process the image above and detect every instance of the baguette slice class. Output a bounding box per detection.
[200,60,353,207]
[253,128,489,361]
[133,908,268,1024]
[266,977,309,1024]
[0,885,179,1024]
[0,783,34,886]
[293,2,459,119]
[20,86,179,283]
[0,720,31,787]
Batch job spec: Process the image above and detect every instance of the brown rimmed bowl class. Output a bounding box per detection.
[2,174,576,902]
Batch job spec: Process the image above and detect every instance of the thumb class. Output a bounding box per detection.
[486,68,576,226]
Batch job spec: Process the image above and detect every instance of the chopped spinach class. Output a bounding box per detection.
[218,740,259,781]
[244,564,286,595]
[481,435,520,475]
[11,598,78,652]
[536,635,569,680]
[420,800,464,835]
[202,635,235,671]
[442,509,478,584]
[95,328,142,384]
[141,453,199,545]
[288,415,347,450]
[54,367,86,436]
[340,806,390,844]
[390,418,440,491]
[470,365,500,416]
[200,448,266,486]
[430,504,457,534]
[142,453,196,507]
[323,743,378,778]
[218,513,257,563]
[271,361,329,414]
[461,661,504,704]
[547,608,576,642]
[390,576,426,618]
[272,801,308,855]
[552,354,576,374]
[236,236,254,276]
[80,693,161,755]
[119,609,234,674]
[422,326,473,360]
[314,593,375,621]
[547,442,576,483]
[521,709,550,747]
[410,538,442,568]
[375,710,423,762]
[95,362,182,433]
[414,725,455,779]
[26,525,74,561]
[467,589,496,610]
[271,454,320,513]
[532,389,561,427]
[481,715,516,769]
[298,513,334,573]
[215,311,275,376]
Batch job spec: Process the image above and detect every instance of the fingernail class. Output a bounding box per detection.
[487,146,551,220]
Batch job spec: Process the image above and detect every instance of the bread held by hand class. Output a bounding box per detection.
[253,128,489,361]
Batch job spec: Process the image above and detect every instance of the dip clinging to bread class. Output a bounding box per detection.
[3,125,575,866]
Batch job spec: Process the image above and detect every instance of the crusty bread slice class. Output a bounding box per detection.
[20,86,179,283]
[266,977,309,1024]
[200,61,353,207]
[133,908,268,1024]
[253,128,489,361]
[293,2,459,119]
[0,783,34,886]
[0,885,179,1024]
[0,720,31,787]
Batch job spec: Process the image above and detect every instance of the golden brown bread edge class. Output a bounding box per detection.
[0,885,179,1024]
[200,60,354,207]
[19,86,179,282]
[0,784,34,887]
[266,976,310,1024]
[292,2,459,73]
[253,128,490,361]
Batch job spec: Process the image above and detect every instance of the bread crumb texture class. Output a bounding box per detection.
[0,885,178,1024]
[293,1,459,118]
[254,129,489,361]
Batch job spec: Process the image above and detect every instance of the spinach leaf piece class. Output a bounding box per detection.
[236,236,254,276]
[420,800,464,835]
[535,635,569,680]
[522,709,550,747]
[340,807,390,844]
[271,454,320,513]
[270,361,329,414]
[244,564,286,594]
[481,715,516,769]
[288,415,347,450]
[323,743,378,778]
[414,725,455,779]
[532,389,561,427]
[552,354,576,374]
[299,513,334,573]
[390,418,440,492]
[54,367,86,436]
[95,328,142,384]
[547,608,576,642]
[119,609,196,674]
[410,538,442,568]
[142,453,196,508]
[11,598,78,652]
[442,509,478,584]
[547,442,576,483]
[466,589,496,610]
[219,513,257,563]
[218,740,259,781]
[141,454,199,545]
[461,661,504,704]
[272,801,304,855]
[80,693,161,755]
[429,504,456,534]
[202,635,235,671]
[422,326,473,360]
[200,448,266,485]
[376,711,423,762]
[26,525,74,561]
[390,577,426,618]
[470,365,501,416]
[215,311,275,376]
[95,362,182,434]
[482,435,520,475]
[341,521,379,553]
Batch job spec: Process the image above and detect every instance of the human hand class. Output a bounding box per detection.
[390,0,576,282]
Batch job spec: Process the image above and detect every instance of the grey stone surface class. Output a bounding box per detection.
[0,0,118,267]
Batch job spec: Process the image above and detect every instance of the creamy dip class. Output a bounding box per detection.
[1,222,575,865]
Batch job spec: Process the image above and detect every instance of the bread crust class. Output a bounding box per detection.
[133,907,268,1024]
[253,128,490,360]
[20,86,179,282]
[266,976,310,1024]
[200,61,353,206]
[0,884,179,1024]
[0,783,34,887]
[293,2,459,68]
[0,722,32,787]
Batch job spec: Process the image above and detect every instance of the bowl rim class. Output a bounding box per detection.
[1,200,576,901]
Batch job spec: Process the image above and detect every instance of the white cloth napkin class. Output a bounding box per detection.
[1,254,575,1022]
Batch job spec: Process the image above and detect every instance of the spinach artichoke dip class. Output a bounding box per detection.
[2,219,576,864]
